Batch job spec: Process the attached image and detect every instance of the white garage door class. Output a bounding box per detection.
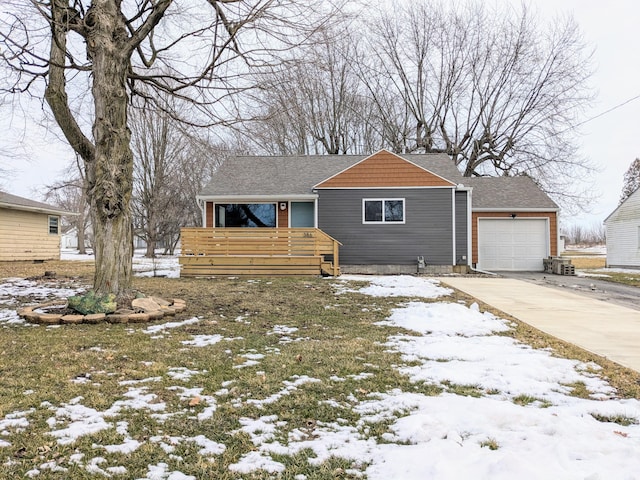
[478,218,548,271]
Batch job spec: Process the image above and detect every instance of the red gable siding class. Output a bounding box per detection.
[315,150,455,188]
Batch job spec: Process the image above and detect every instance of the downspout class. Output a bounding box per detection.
[468,265,498,276]
[451,188,456,266]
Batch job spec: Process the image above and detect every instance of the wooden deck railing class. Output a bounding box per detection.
[179,228,341,276]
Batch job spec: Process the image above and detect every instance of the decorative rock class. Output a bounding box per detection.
[128,313,151,323]
[38,313,62,325]
[106,314,129,324]
[84,313,106,324]
[147,311,165,321]
[23,312,41,323]
[172,303,186,313]
[131,298,162,313]
[61,315,85,324]
[16,297,186,325]
[68,291,116,315]
[151,296,172,307]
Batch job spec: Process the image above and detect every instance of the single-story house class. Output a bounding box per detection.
[0,191,75,261]
[194,150,559,273]
[604,188,640,268]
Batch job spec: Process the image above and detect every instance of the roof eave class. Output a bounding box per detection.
[197,194,318,203]
[472,207,559,213]
[0,203,78,216]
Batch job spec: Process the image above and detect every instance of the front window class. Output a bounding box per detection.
[363,199,405,224]
[215,204,276,227]
[48,216,59,234]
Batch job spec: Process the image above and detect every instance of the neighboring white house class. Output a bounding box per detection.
[604,188,640,268]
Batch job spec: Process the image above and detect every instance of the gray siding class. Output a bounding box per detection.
[455,191,469,265]
[318,188,455,265]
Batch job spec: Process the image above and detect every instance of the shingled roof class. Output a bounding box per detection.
[199,151,557,211]
[0,191,75,216]
[464,176,558,210]
[199,152,464,197]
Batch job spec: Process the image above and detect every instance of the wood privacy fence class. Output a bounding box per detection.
[179,228,341,276]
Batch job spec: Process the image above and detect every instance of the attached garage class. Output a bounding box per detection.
[477,218,549,271]
[467,175,559,272]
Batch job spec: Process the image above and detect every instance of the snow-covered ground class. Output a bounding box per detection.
[1,275,639,478]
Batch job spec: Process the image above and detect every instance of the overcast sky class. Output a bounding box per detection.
[2,0,639,229]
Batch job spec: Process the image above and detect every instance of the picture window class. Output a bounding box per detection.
[363,199,405,224]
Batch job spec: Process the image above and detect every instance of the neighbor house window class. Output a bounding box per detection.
[363,199,405,224]
[215,204,276,227]
[48,216,59,234]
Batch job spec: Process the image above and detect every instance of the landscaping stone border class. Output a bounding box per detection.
[17,298,187,325]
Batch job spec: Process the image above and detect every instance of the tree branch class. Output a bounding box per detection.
[44,0,95,163]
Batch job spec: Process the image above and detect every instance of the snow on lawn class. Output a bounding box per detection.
[0,278,86,305]
[337,274,453,298]
[1,274,640,478]
[230,277,640,479]
[61,248,181,278]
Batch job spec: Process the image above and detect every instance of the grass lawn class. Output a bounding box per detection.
[564,254,640,287]
[1,260,640,478]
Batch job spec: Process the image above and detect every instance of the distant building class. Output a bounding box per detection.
[0,191,76,261]
[604,188,640,268]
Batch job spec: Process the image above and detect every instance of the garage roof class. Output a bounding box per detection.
[464,176,558,210]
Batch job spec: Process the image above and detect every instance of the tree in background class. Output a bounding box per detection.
[248,26,378,155]
[249,1,595,208]
[44,159,92,254]
[1,0,333,300]
[360,2,594,198]
[129,96,235,257]
[620,158,640,203]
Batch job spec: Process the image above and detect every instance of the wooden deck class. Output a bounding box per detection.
[179,228,341,277]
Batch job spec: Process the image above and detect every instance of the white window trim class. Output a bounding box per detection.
[362,198,406,224]
[48,215,60,235]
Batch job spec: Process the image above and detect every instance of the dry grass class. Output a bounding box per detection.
[0,259,95,279]
[1,260,640,478]
[563,256,606,269]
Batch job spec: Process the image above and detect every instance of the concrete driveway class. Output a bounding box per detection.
[440,277,640,373]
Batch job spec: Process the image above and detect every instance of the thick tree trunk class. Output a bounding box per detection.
[85,1,134,299]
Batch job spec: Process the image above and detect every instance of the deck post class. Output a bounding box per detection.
[332,239,339,276]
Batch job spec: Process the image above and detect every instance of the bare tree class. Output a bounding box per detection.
[620,158,640,203]
[248,25,378,155]
[129,97,232,257]
[566,221,606,246]
[130,98,185,258]
[44,158,91,254]
[1,0,333,299]
[359,1,595,204]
